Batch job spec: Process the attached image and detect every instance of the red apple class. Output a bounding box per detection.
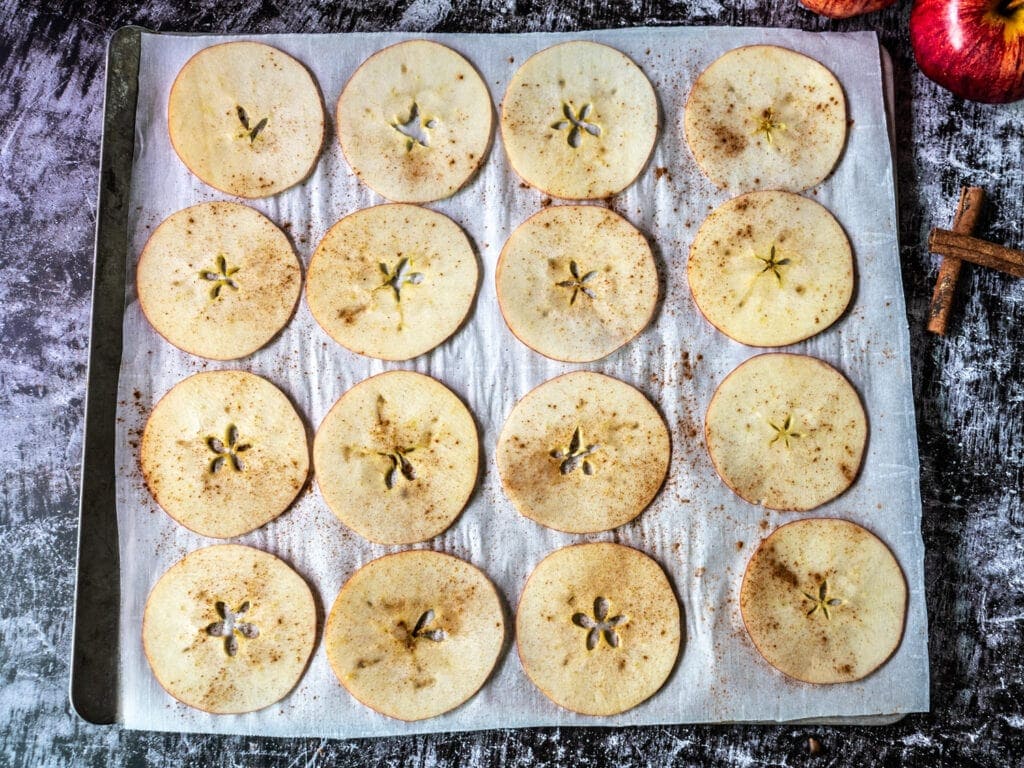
[910,0,1024,103]
[799,0,898,18]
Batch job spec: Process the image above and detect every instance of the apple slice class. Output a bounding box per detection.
[688,190,853,347]
[740,518,907,684]
[313,371,478,545]
[516,542,681,716]
[140,371,309,538]
[496,371,670,533]
[324,550,504,721]
[684,45,847,192]
[168,42,324,198]
[143,544,316,714]
[501,41,658,199]
[306,204,478,361]
[136,202,301,360]
[336,40,492,203]
[704,354,866,511]
[496,205,658,362]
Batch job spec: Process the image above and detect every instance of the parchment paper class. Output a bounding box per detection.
[115,26,929,737]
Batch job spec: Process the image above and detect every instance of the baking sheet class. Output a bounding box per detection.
[115,26,929,737]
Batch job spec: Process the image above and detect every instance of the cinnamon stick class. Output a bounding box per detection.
[928,229,1024,279]
[927,186,985,335]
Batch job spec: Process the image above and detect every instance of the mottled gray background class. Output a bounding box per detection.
[1,1,1022,766]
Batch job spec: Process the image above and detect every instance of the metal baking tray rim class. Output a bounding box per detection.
[71,24,911,732]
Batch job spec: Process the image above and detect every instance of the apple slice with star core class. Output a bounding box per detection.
[705,354,866,512]
[688,190,853,347]
[741,518,907,684]
[685,45,847,192]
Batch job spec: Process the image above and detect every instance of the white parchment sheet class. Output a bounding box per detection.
[115,27,929,737]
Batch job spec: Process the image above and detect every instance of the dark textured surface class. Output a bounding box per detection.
[1,1,1022,766]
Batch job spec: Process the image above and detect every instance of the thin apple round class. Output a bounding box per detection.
[688,190,853,347]
[336,40,493,202]
[306,204,478,361]
[136,202,301,360]
[685,45,847,193]
[501,41,658,199]
[324,550,504,721]
[496,205,658,362]
[142,544,316,714]
[140,370,309,538]
[740,518,907,684]
[496,371,671,533]
[313,371,479,545]
[168,42,325,198]
[704,354,867,512]
[516,542,681,716]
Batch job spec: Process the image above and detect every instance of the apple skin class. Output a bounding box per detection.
[799,0,898,18]
[910,0,1024,103]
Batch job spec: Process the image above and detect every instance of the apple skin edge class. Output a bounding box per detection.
[910,0,1024,103]
[799,0,898,19]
